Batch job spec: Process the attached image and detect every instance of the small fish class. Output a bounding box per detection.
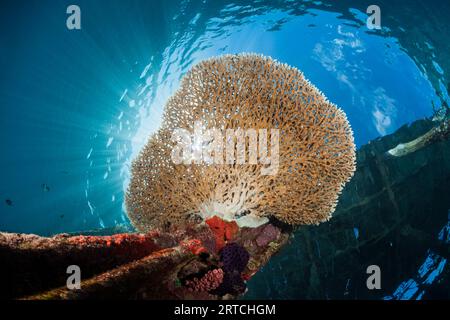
[5,199,13,206]
[42,183,50,192]
[60,214,65,219]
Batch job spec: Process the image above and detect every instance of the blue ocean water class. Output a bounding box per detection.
[0,0,449,299]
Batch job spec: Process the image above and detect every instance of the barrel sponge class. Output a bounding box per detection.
[126,53,356,231]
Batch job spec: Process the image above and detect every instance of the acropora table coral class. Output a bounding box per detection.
[127,53,356,231]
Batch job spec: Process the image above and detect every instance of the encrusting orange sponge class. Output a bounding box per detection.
[126,53,356,231]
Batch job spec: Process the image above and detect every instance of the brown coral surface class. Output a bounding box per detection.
[127,54,356,231]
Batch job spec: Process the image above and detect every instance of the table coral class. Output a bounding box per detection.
[126,53,356,231]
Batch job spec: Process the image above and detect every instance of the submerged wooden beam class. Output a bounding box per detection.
[24,247,192,300]
[387,119,449,157]
[0,231,177,299]
[1,220,290,300]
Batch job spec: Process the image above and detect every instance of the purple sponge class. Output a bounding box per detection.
[213,270,246,296]
[220,243,249,273]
